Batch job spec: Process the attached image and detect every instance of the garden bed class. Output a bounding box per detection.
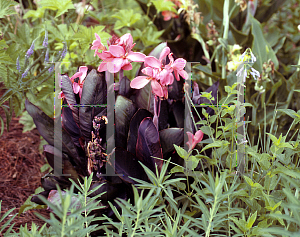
[0,83,49,232]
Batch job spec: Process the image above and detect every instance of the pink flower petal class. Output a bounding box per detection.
[173,58,186,70]
[97,51,113,60]
[159,47,170,62]
[194,130,204,142]
[174,71,180,81]
[119,33,133,47]
[107,58,124,73]
[73,83,80,94]
[160,69,173,85]
[178,69,188,80]
[151,80,164,97]
[109,45,125,57]
[142,67,155,77]
[122,63,132,71]
[145,56,161,68]
[130,76,150,89]
[70,71,81,81]
[127,52,146,62]
[78,66,88,82]
[97,62,107,72]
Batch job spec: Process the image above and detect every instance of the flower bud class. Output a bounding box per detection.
[16,56,20,72]
[22,68,29,78]
[43,31,48,48]
[26,41,35,58]
[48,64,54,73]
[44,48,49,63]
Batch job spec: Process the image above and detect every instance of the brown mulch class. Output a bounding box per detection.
[0,83,50,233]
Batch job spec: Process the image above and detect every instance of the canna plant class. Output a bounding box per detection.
[26,32,221,230]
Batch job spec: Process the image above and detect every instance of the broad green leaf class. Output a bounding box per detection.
[200,125,214,136]
[230,217,248,233]
[258,153,271,170]
[72,25,110,55]
[266,201,282,212]
[174,144,188,159]
[170,166,184,173]
[193,64,218,79]
[112,9,141,30]
[23,8,45,21]
[39,0,75,18]
[0,0,18,19]
[19,110,36,133]
[151,0,177,13]
[246,211,257,229]
[266,133,278,145]
[251,16,278,72]
[244,176,254,186]
[185,155,199,171]
[201,140,229,152]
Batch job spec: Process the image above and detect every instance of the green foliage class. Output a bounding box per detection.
[38,0,75,18]
[0,0,17,19]
[0,200,17,236]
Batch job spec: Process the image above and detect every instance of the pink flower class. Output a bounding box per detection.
[91,33,106,57]
[186,130,204,152]
[167,53,188,81]
[143,47,174,86]
[70,66,88,98]
[96,33,146,73]
[130,46,188,99]
[130,67,165,98]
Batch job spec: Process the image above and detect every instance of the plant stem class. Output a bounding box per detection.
[153,95,161,130]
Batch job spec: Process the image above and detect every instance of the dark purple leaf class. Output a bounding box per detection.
[79,69,107,141]
[108,147,149,184]
[136,117,163,173]
[119,76,135,98]
[31,190,51,205]
[159,128,184,158]
[61,74,80,126]
[158,99,169,130]
[43,145,80,179]
[127,109,153,155]
[172,100,185,128]
[41,173,71,191]
[115,95,137,149]
[61,105,81,147]
[25,100,82,167]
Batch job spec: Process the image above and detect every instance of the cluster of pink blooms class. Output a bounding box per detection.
[92,32,188,99]
[130,46,188,99]
[60,33,188,100]
[91,33,146,73]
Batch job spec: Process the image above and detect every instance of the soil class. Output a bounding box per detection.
[0,82,50,233]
